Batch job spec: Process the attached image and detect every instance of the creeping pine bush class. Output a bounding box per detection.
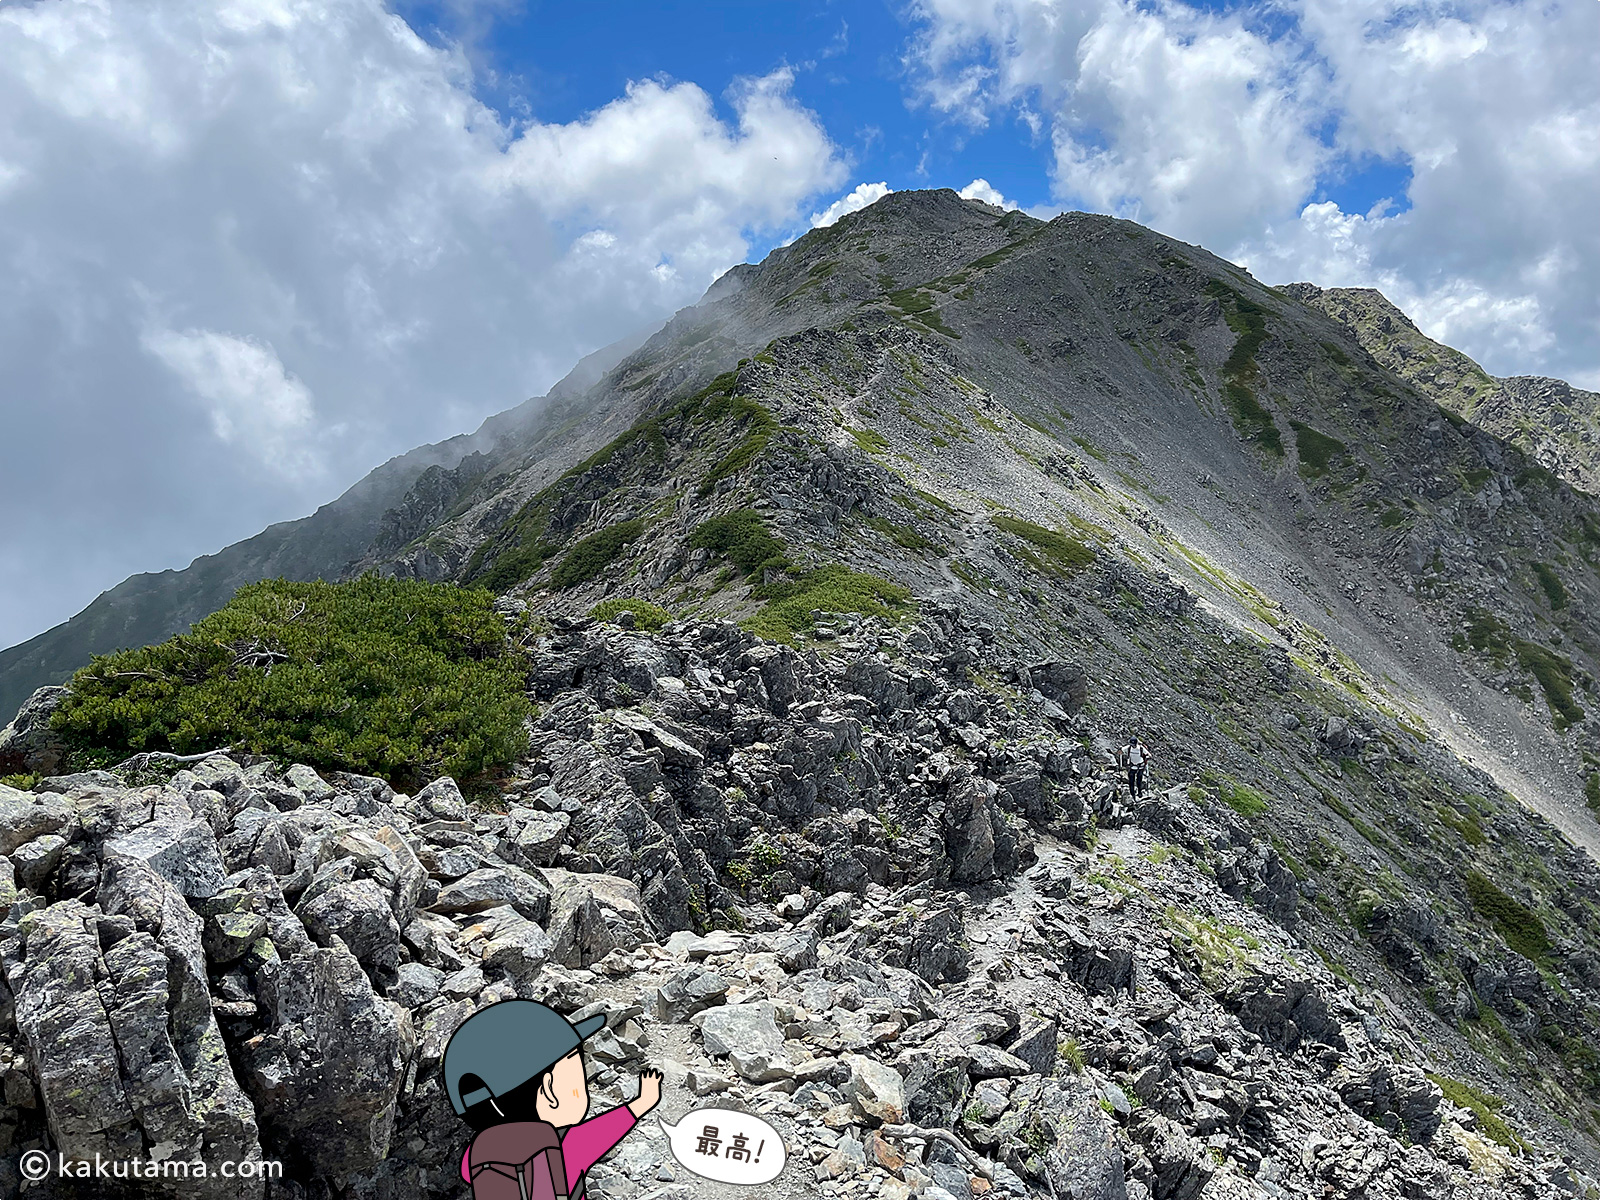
[52,577,531,788]
[551,519,647,589]
[689,509,791,576]
[588,597,672,631]
[689,510,914,640]
[1465,870,1551,960]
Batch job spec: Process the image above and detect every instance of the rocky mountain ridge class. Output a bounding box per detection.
[349,190,1599,853]
[0,597,1596,1199]
[2,189,1599,1200]
[0,325,657,724]
[1287,285,1600,498]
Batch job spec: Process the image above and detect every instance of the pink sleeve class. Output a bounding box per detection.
[560,1105,638,1191]
[461,1146,471,1184]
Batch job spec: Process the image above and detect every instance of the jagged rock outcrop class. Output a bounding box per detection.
[0,686,68,777]
[0,600,1593,1199]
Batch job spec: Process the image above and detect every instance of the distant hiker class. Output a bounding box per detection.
[1119,733,1151,799]
[445,999,661,1200]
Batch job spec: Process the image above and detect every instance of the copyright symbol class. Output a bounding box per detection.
[20,1150,50,1181]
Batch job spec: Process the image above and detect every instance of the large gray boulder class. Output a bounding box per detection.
[433,865,551,923]
[239,942,413,1177]
[0,784,76,856]
[2,871,264,1198]
[697,1002,793,1082]
[1042,1078,1128,1200]
[543,868,651,967]
[105,817,228,900]
[297,877,403,983]
[0,685,70,776]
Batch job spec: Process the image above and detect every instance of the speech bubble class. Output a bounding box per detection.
[658,1108,787,1185]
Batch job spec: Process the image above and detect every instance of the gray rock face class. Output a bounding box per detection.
[105,818,228,899]
[298,877,402,981]
[544,868,651,967]
[240,943,412,1177]
[1043,1079,1128,1200]
[843,1053,906,1124]
[698,1002,791,1082]
[504,806,571,866]
[432,865,551,923]
[414,776,469,821]
[0,785,75,855]
[645,965,729,1022]
[0,685,69,776]
[1,876,263,1198]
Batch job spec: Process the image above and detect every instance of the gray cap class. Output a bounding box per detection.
[443,999,607,1114]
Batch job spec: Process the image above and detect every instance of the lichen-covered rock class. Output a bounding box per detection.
[0,685,69,776]
[1042,1078,1128,1200]
[432,865,551,923]
[239,943,411,1177]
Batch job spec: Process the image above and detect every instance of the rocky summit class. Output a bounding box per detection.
[1,189,1599,1200]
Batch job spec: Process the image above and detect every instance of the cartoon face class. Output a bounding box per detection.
[534,1049,591,1128]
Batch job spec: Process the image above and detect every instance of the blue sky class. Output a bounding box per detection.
[0,0,1596,650]
[396,0,1061,236]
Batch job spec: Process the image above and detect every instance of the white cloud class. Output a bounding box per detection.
[0,0,845,649]
[142,328,323,480]
[958,178,1018,210]
[908,0,1600,387]
[810,181,893,228]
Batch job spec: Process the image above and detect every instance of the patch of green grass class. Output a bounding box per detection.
[1465,870,1551,960]
[965,238,1030,272]
[886,288,960,337]
[1,773,40,791]
[551,519,647,588]
[848,426,889,454]
[1586,772,1600,818]
[1438,805,1486,846]
[477,541,560,593]
[1060,1038,1085,1073]
[1205,280,1281,455]
[1531,562,1568,610]
[689,510,790,577]
[1071,434,1108,462]
[1193,768,1268,818]
[1165,906,1261,984]
[948,559,992,591]
[1514,640,1585,730]
[865,516,936,551]
[1379,507,1409,528]
[51,577,531,788]
[1457,608,1513,663]
[747,565,914,641]
[990,513,1095,575]
[696,393,778,495]
[588,597,672,632]
[1289,420,1347,478]
[1426,1074,1529,1154]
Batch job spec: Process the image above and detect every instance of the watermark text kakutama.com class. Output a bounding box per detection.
[20,1149,284,1183]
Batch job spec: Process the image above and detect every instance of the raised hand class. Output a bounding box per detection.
[629,1068,663,1118]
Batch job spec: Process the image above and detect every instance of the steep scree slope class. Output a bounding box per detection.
[367,190,1600,856]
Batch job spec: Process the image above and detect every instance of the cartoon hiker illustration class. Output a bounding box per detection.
[445,999,662,1200]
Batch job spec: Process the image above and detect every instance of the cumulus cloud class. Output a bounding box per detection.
[0,0,845,648]
[908,0,1600,387]
[810,181,894,228]
[958,178,1019,210]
